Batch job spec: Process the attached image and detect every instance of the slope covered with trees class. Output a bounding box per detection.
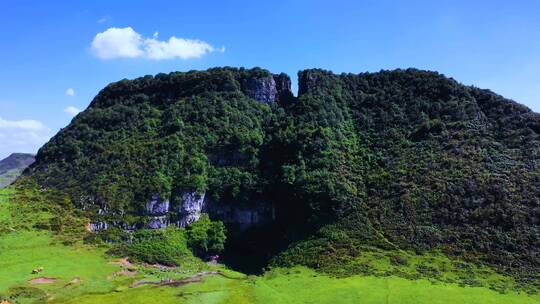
[23,67,540,283]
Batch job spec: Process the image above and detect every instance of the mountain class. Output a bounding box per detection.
[22,67,540,280]
[0,153,35,188]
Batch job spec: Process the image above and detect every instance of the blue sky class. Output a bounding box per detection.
[1,0,540,159]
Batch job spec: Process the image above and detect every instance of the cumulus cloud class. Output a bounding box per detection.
[0,117,50,158]
[65,88,75,96]
[91,27,222,60]
[91,27,143,59]
[64,106,81,116]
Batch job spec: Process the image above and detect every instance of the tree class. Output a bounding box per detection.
[187,214,227,256]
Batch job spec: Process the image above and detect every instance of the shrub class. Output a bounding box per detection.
[390,255,409,266]
[110,227,190,266]
[187,214,226,256]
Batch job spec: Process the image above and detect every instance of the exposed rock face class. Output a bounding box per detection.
[273,73,294,104]
[242,75,277,103]
[138,192,277,230]
[298,69,329,96]
[145,195,171,229]
[120,223,138,231]
[87,221,108,232]
[206,200,276,230]
[241,74,293,103]
[176,192,206,227]
[145,195,170,215]
[147,216,169,229]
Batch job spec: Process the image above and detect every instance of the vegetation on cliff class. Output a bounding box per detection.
[22,67,540,287]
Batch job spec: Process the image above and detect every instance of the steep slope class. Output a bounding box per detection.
[23,67,540,280]
[0,153,35,188]
[273,70,540,281]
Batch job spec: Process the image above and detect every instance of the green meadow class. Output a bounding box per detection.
[1,187,539,304]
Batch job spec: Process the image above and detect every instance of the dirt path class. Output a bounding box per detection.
[130,271,245,288]
[110,257,133,267]
[29,277,57,284]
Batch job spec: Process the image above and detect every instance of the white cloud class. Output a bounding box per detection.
[91,27,143,59]
[143,36,215,60]
[65,88,75,97]
[0,117,45,131]
[64,106,81,116]
[0,117,51,158]
[91,27,221,60]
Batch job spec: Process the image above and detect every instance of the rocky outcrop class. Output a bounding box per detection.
[206,200,276,230]
[176,192,206,227]
[145,195,171,229]
[147,216,169,229]
[241,73,293,103]
[87,221,108,232]
[145,195,170,215]
[91,191,276,231]
[273,73,294,104]
[242,75,277,103]
[298,69,335,96]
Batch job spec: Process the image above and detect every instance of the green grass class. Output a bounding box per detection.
[1,186,540,304]
[62,267,540,304]
[252,267,540,304]
[0,187,121,302]
[0,186,210,303]
[0,187,15,223]
[0,231,119,299]
[333,246,521,293]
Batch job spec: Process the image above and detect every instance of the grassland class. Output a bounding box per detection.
[1,187,539,304]
[58,267,540,304]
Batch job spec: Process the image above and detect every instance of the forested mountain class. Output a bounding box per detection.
[0,153,34,188]
[22,67,540,280]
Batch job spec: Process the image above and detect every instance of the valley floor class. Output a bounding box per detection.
[1,188,539,304]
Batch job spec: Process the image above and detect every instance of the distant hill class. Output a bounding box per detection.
[0,153,35,188]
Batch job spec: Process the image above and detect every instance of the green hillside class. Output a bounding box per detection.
[1,187,539,303]
[12,67,540,300]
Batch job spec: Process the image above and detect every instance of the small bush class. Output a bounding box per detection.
[106,215,226,265]
[6,286,47,304]
[390,255,409,266]
[84,227,130,244]
[110,227,190,266]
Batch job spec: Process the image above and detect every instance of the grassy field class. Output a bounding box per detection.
[0,231,119,300]
[1,187,539,304]
[61,267,540,304]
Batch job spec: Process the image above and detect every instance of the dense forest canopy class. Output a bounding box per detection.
[24,67,540,278]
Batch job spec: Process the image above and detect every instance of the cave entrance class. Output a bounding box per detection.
[219,223,288,275]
